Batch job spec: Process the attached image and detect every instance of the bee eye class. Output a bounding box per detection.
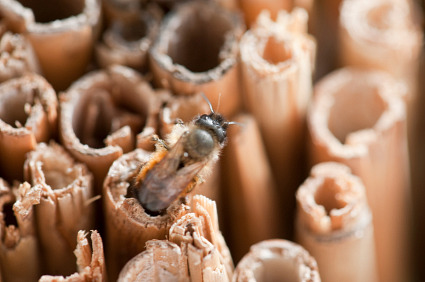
[185,128,215,160]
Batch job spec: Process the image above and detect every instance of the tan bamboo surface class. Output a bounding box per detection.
[296,162,378,282]
[239,8,316,238]
[24,142,94,276]
[103,148,189,280]
[308,67,410,282]
[149,0,244,117]
[339,0,422,102]
[158,92,221,203]
[0,74,57,182]
[59,65,160,193]
[238,0,314,27]
[0,0,101,90]
[39,230,106,282]
[232,239,320,282]
[95,4,162,71]
[0,181,41,282]
[0,31,40,83]
[118,195,233,281]
[221,114,280,261]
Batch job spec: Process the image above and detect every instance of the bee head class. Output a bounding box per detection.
[195,113,228,144]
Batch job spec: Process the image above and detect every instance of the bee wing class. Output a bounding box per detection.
[138,159,207,213]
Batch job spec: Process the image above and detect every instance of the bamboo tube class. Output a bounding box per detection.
[118,195,233,281]
[238,0,314,27]
[239,8,316,238]
[168,195,234,281]
[0,181,41,282]
[95,4,161,71]
[221,114,280,261]
[40,230,106,282]
[0,0,101,90]
[149,0,244,117]
[308,67,410,282]
[103,148,189,280]
[0,74,57,182]
[158,92,220,203]
[59,65,160,193]
[233,239,320,282]
[0,31,41,83]
[24,142,94,276]
[339,0,422,102]
[117,240,187,281]
[296,162,378,282]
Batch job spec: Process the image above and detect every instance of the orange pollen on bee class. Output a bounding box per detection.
[134,149,168,184]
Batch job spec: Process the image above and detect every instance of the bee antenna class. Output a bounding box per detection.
[201,92,215,114]
[216,92,222,113]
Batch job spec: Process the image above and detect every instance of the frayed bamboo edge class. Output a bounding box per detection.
[0,31,41,83]
[149,0,244,117]
[59,65,160,193]
[239,8,316,238]
[296,162,378,282]
[233,239,320,282]
[24,142,94,276]
[0,74,57,182]
[40,230,106,282]
[103,148,189,280]
[118,195,233,281]
[0,181,41,282]
[308,67,411,282]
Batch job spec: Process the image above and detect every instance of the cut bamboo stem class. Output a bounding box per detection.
[296,162,378,282]
[118,195,233,281]
[233,239,320,282]
[103,148,189,280]
[308,67,410,282]
[24,142,94,276]
[339,0,422,102]
[221,114,280,261]
[0,181,41,282]
[0,0,101,90]
[0,31,40,83]
[239,8,316,238]
[39,230,106,282]
[238,0,314,27]
[149,0,244,117]
[59,65,160,193]
[95,4,161,71]
[0,74,57,182]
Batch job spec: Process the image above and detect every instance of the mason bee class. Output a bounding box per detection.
[129,96,230,215]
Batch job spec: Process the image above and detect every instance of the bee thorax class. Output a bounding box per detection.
[184,128,215,160]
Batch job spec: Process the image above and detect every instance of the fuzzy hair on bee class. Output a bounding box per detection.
[128,98,230,215]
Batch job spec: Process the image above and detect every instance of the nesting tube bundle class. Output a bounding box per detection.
[0,181,41,282]
[103,148,189,280]
[296,162,378,282]
[0,31,40,82]
[308,67,410,282]
[233,239,320,282]
[0,74,57,182]
[24,142,94,275]
[239,8,316,237]
[39,230,106,282]
[118,195,233,281]
[150,0,245,117]
[59,65,160,192]
[0,0,101,90]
